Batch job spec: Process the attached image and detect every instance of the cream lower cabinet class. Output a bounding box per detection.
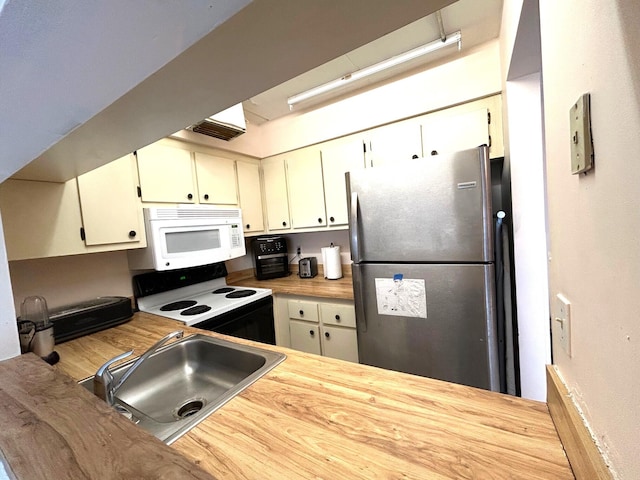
[286,297,359,363]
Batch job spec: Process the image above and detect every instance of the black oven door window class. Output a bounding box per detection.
[192,296,275,345]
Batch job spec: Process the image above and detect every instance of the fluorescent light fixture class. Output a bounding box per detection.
[287,31,462,108]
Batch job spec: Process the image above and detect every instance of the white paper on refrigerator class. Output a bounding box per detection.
[374,277,427,318]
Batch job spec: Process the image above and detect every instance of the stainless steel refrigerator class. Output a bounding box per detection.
[346,146,500,391]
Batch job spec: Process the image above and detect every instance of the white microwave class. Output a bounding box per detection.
[128,206,246,271]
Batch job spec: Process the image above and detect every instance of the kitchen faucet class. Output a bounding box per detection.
[93,330,184,406]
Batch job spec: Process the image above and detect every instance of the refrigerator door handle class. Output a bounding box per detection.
[352,264,367,332]
[350,191,361,263]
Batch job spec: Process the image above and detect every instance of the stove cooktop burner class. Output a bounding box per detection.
[212,287,235,294]
[180,305,212,316]
[225,289,257,299]
[160,300,198,311]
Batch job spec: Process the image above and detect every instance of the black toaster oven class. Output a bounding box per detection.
[252,235,289,280]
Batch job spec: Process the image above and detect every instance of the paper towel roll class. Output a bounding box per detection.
[321,245,343,280]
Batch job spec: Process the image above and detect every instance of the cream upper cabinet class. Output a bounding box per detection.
[0,155,146,261]
[262,155,291,231]
[421,108,489,158]
[485,94,505,158]
[136,141,196,203]
[285,147,327,229]
[236,161,264,233]
[321,136,365,226]
[194,152,238,205]
[420,95,504,159]
[0,179,86,260]
[365,120,422,167]
[77,154,145,246]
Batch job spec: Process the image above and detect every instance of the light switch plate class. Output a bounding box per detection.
[570,93,594,174]
[555,294,572,357]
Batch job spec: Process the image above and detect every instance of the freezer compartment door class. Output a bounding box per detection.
[347,146,493,263]
[353,262,499,391]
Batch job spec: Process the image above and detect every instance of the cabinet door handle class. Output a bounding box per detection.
[246,224,251,229]
[299,310,304,316]
[187,193,193,200]
[203,194,209,200]
[335,314,340,321]
[282,221,287,227]
[128,230,137,238]
[430,150,438,156]
[329,216,335,223]
[318,217,323,223]
[324,332,330,338]
[309,330,315,336]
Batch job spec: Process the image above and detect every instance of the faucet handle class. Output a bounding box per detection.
[93,350,134,403]
[95,350,134,377]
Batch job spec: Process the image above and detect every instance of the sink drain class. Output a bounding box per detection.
[174,399,205,420]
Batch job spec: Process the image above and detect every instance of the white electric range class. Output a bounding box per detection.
[134,263,274,343]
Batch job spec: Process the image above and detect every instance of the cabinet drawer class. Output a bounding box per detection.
[321,325,359,363]
[288,300,319,322]
[319,303,356,328]
[289,320,321,355]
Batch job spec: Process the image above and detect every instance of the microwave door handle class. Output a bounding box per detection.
[349,191,361,263]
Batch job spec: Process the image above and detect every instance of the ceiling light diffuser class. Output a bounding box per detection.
[287,31,462,108]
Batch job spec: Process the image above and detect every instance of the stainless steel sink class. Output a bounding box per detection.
[79,333,285,444]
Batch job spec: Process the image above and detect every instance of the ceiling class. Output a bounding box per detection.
[243,0,504,125]
[6,0,456,182]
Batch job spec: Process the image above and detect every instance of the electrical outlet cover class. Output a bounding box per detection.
[570,93,594,174]
[555,294,572,357]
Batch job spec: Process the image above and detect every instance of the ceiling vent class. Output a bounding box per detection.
[188,103,246,141]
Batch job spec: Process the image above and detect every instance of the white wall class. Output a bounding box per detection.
[0,214,20,360]
[8,252,134,312]
[539,2,640,478]
[499,0,640,477]
[505,73,550,401]
[226,230,351,273]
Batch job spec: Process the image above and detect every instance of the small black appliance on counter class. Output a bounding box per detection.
[252,235,289,280]
[298,257,318,278]
[47,296,133,343]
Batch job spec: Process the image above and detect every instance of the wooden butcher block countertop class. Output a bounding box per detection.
[35,313,573,479]
[226,266,354,300]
